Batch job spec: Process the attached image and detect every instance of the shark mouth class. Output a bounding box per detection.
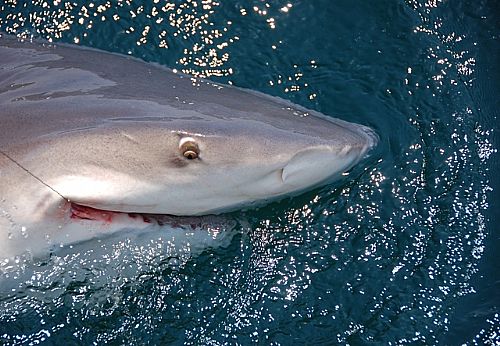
[69,202,234,230]
[70,203,119,223]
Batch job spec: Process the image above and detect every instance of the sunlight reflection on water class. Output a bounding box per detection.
[0,0,497,344]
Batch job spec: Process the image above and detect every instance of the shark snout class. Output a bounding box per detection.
[356,124,379,153]
[281,146,355,187]
[281,127,377,188]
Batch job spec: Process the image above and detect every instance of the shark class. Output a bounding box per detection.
[0,34,377,260]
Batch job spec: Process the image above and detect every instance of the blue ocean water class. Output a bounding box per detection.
[0,0,498,345]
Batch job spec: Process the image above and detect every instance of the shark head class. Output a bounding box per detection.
[30,114,377,216]
[0,35,378,259]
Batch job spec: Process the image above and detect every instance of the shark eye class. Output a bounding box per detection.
[179,137,200,160]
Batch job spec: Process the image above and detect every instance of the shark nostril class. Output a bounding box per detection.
[279,167,285,183]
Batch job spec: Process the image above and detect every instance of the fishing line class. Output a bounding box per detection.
[0,149,69,201]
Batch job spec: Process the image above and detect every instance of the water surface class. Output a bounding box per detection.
[0,0,498,344]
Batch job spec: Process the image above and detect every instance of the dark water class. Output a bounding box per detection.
[0,0,498,344]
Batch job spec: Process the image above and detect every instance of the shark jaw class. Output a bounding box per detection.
[68,202,232,230]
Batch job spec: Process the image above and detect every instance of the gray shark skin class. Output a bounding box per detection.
[0,34,377,259]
